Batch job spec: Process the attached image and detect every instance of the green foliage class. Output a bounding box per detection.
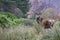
[1,12,18,18]
[18,18,35,26]
[13,0,29,18]
[0,12,20,28]
[1,11,60,40]
[53,21,60,28]
[1,17,60,40]
[14,0,29,13]
[0,0,29,17]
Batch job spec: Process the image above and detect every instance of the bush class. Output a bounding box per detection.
[0,13,36,28]
[41,8,58,18]
[0,12,20,28]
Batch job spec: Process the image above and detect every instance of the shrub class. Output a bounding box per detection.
[0,12,20,28]
[41,8,58,18]
[17,18,35,26]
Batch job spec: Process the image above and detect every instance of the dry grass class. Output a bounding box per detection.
[0,20,60,40]
[0,27,38,40]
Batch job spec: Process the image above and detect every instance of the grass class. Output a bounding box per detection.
[0,19,60,40]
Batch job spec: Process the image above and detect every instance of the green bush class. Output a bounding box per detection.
[0,12,20,28]
[0,12,36,28]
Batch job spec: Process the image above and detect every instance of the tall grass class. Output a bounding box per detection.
[0,18,60,40]
[0,27,37,40]
[40,21,60,40]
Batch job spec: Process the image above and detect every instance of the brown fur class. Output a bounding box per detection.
[36,17,55,29]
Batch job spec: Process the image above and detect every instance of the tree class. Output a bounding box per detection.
[15,0,29,18]
[0,0,29,18]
